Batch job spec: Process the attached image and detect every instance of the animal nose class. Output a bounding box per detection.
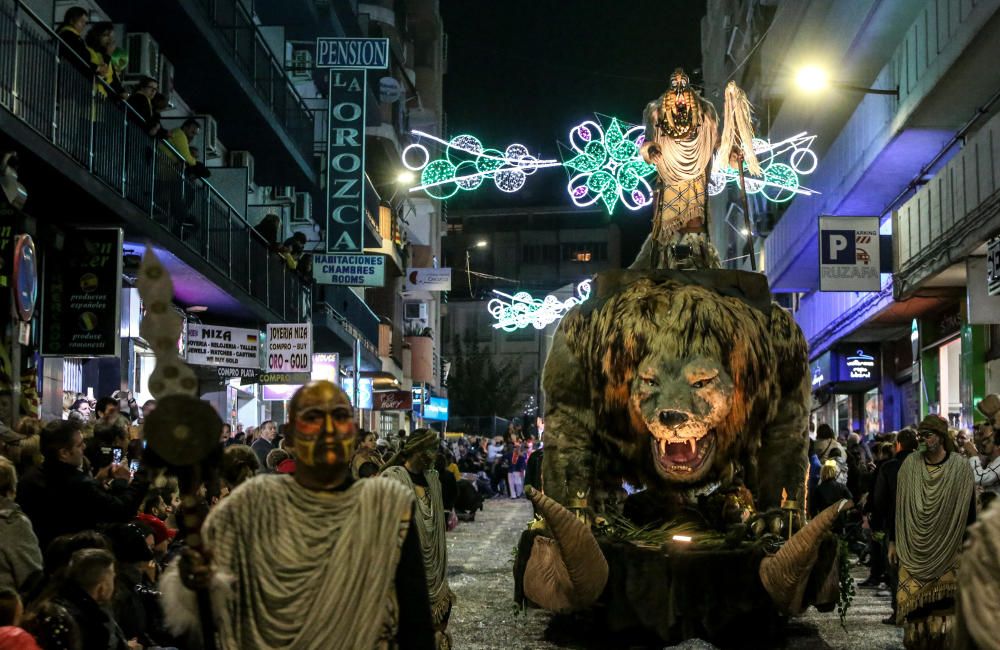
[658,410,689,428]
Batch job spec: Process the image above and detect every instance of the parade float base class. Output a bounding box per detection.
[514,529,840,648]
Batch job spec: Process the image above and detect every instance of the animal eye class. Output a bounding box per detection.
[691,376,715,389]
[641,376,658,387]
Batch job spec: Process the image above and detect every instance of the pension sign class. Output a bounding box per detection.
[313,253,385,287]
[315,38,389,254]
[315,38,389,69]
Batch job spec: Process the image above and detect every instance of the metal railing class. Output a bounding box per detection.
[316,295,379,357]
[195,0,314,160]
[0,0,309,322]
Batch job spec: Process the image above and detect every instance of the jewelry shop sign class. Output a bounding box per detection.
[265,323,313,373]
[818,216,880,292]
[313,253,385,287]
[187,324,260,369]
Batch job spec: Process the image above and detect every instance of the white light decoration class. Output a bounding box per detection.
[707,132,819,203]
[488,280,592,332]
[405,130,562,199]
[401,122,820,210]
[401,143,430,171]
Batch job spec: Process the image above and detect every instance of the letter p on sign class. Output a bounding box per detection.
[821,230,855,264]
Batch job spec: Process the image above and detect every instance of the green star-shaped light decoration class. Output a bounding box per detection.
[561,117,656,213]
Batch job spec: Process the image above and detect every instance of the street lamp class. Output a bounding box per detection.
[465,240,488,295]
[795,65,898,97]
[396,170,415,185]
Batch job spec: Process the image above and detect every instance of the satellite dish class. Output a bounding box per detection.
[379,77,403,103]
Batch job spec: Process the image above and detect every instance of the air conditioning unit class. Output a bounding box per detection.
[272,186,295,201]
[125,33,160,79]
[229,150,255,191]
[404,302,428,321]
[200,115,220,159]
[292,192,312,223]
[158,54,174,103]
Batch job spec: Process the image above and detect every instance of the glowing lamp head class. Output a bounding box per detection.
[396,171,416,185]
[474,240,488,249]
[795,66,829,93]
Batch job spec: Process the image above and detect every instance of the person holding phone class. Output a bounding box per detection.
[16,420,150,552]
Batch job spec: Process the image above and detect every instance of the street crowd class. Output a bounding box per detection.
[3,375,997,649]
[808,414,997,640]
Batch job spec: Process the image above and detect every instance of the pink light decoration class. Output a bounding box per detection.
[573,186,588,198]
[578,126,591,142]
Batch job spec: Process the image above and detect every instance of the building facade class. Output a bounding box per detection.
[441,206,620,428]
[0,0,445,435]
[702,0,1000,435]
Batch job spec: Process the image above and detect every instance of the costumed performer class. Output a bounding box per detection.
[160,380,435,650]
[382,429,455,650]
[889,414,975,649]
[630,68,760,271]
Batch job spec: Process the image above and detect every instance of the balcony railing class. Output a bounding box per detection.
[195,0,314,160]
[316,292,379,357]
[0,0,308,322]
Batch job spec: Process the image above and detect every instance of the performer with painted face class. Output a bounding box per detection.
[160,380,435,650]
[382,430,454,650]
[631,68,760,271]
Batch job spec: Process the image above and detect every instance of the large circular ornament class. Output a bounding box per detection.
[421,159,458,200]
[144,394,223,465]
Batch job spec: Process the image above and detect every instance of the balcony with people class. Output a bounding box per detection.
[97,0,317,187]
[0,0,309,323]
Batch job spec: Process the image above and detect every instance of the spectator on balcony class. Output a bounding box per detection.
[256,213,282,250]
[84,22,126,99]
[127,77,165,137]
[279,232,307,269]
[296,253,314,283]
[166,119,210,179]
[56,8,92,73]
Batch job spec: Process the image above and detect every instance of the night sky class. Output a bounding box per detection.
[439,0,708,212]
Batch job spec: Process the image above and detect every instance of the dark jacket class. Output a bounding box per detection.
[250,438,275,469]
[862,458,889,518]
[54,582,129,650]
[16,461,148,552]
[875,450,912,542]
[112,563,163,646]
[524,449,543,490]
[810,479,853,517]
[56,26,93,74]
[126,93,155,132]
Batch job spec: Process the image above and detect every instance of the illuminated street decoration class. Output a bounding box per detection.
[403,124,819,210]
[560,116,657,212]
[707,132,819,203]
[488,280,592,332]
[404,131,562,200]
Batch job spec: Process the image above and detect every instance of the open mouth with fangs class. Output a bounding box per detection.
[650,431,715,478]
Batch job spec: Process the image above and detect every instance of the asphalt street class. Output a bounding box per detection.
[447,497,904,649]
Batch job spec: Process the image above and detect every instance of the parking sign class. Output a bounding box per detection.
[818,216,880,291]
